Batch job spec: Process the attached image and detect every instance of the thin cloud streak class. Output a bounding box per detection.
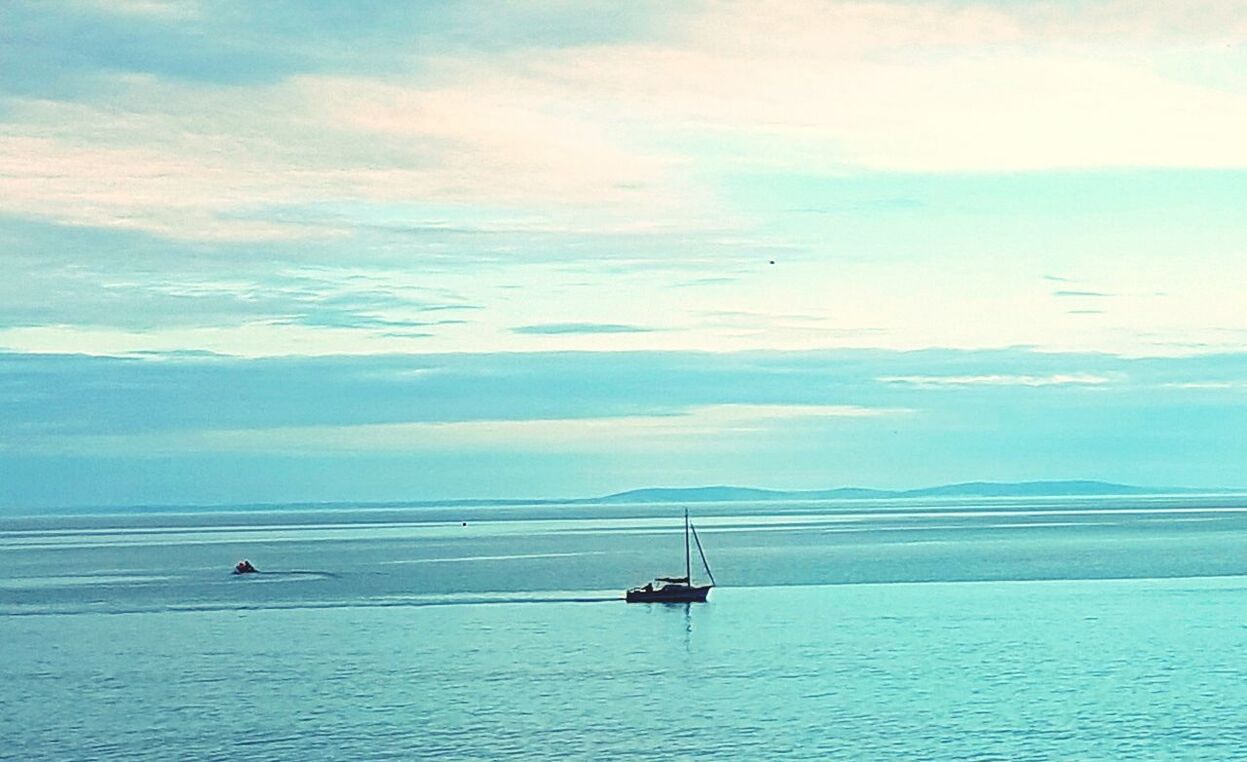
[879,374,1114,388]
[511,323,656,335]
[13,403,911,457]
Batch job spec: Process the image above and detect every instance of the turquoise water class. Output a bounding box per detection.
[5,496,1247,759]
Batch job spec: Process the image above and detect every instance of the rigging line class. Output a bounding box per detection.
[690,521,716,587]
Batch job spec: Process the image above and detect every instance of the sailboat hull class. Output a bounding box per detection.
[625,584,711,603]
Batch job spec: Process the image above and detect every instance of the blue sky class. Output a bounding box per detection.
[2,1,1246,508]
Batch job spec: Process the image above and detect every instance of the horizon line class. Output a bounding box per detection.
[5,479,1246,517]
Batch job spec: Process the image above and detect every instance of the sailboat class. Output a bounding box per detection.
[625,509,716,603]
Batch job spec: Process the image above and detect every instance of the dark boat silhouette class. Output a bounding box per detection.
[626,509,716,603]
[233,560,258,575]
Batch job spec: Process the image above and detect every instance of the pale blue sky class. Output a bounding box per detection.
[2,1,1246,508]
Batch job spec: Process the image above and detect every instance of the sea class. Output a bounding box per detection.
[4,494,1247,760]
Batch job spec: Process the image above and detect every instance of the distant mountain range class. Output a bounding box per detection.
[595,481,1224,504]
[18,480,1238,516]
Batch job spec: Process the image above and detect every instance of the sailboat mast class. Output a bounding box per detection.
[684,508,691,583]
[691,520,716,588]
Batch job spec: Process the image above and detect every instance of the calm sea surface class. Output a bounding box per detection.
[4,495,1247,759]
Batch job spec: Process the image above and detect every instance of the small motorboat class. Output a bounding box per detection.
[626,509,716,603]
[233,560,258,575]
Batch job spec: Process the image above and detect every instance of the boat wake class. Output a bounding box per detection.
[2,592,623,618]
[228,573,336,583]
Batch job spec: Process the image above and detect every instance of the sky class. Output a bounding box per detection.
[2,0,1246,509]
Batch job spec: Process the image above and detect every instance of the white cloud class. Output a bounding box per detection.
[0,73,690,240]
[470,0,1247,173]
[3,1,1246,239]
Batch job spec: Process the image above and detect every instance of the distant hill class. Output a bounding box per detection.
[597,486,892,503]
[20,480,1231,517]
[899,480,1162,498]
[598,480,1206,504]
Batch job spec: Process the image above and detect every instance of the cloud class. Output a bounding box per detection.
[0,219,487,338]
[0,346,1173,444]
[13,402,909,456]
[87,0,200,20]
[465,0,1247,176]
[878,374,1114,388]
[1161,381,1247,390]
[511,322,655,335]
[5,1,1247,240]
[0,347,992,444]
[10,347,1247,505]
[3,3,1247,363]
[0,74,689,239]
[673,277,738,288]
[3,1,650,98]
